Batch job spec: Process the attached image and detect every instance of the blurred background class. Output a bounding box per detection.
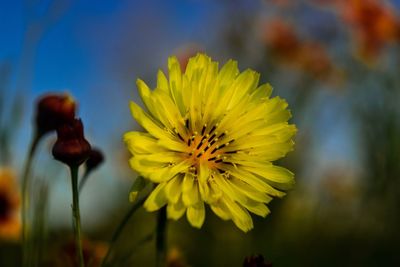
[1,0,400,266]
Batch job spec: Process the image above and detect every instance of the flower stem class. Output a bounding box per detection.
[22,132,41,266]
[70,165,85,267]
[156,206,167,267]
[78,171,89,195]
[101,196,147,267]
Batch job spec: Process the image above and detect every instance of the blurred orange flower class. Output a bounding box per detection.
[339,0,400,61]
[263,20,301,61]
[263,19,337,80]
[0,168,21,241]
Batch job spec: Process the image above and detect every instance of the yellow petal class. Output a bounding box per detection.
[157,70,169,93]
[210,201,231,220]
[226,69,260,110]
[223,166,286,197]
[250,83,273,101]
[144,183,167,212]
[136,79,158,117]
[182,174,200,206]
[167,197,186,220]
[229,177,272,203]
[186,202,205,228]
[241,198,270,218]
[241,164,295,189]
[168,56,185,114]
[198,161,210,183]
[123,131,164,154]
[222,196,253,232]
[165,175,183,204]
[129,102,169,140]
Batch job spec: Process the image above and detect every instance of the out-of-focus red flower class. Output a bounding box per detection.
[263,19,338,80]
[52,119,91,167]
[35,93,76,137]
[339,0,400,61]
[298,43,334,77]
[0,168,20,241]
[263,20,301,61]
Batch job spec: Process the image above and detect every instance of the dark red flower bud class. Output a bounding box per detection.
[35,93,76,136]
[52,119,91,167]
[85,148,105,174]
[243,254,272,267]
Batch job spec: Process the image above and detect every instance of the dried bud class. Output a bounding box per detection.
[52,119,91,167]
[85,148,105,174]
[243,254,272,267]
[35,93,76,136]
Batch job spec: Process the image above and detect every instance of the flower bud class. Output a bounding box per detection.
[35,93,76,136]
[243,254,272,267]
[52,119,91,167]
[85,148,105,174]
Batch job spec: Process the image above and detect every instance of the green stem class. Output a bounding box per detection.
[156,206,167,267]
[78,171,89,195]
[22,132,41,267]
[101,196,147,267]
[70,166,85,267]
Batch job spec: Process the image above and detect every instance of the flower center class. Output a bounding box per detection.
[176,121,236,172]
[0,193,11,222]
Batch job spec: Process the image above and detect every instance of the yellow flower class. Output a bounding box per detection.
[124,54,296,232]
[0,168,21,240]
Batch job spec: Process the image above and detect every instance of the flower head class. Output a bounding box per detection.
[124,54,296,232]
[0,168,20,240]
[52,119,91,167]
[35,93,76,136]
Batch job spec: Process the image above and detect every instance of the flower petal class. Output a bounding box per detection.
[165,175,183,204]
[182,173,200,206]
[144,183,167,212]
[186,202,205,228]
[167,197,186,220]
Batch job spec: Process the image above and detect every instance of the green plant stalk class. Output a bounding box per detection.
[70,166,85,267]
[156,206,167,267]
[101,196,147,267]
[78,171,90,195]
[21,132,41,267]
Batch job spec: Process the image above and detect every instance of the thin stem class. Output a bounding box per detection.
[70,166,85,267]
[78,171,89,195]
[101,196,147,267]
[22,132,41,267]
[156,206,167,267]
